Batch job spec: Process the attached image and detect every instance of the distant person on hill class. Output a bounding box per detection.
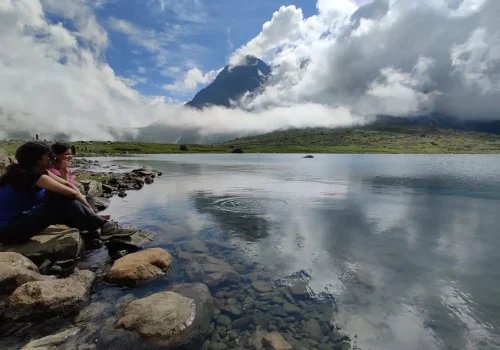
[48,142,98,213]
[0,142,136,244]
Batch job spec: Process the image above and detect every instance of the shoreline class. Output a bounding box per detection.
[0,157,358,350]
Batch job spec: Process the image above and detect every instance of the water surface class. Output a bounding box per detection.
[101,154,500,350]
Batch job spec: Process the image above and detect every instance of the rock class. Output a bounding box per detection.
[283,303,302,317]
[305,318,324,342]
[104,248,172,287]
[209,343,227,350]
[217,315,232,326]
[105,230,154,257]
[302,155,314,159]
[117,191,127,198]
[85,180,103,197]
[262,332,293,350]
[0,252,38,271]
[252,281,273,293]
[0,147,15,175]
[232,316,253,329]
[93,197,110,211]
[232,148,244,154]
[1,226,83,264]
[185,254,240,287]
[0,253,47,296]
[270,305,287,317]
[102,184,115,194]
[6,269,95,320]
[114,283,214,348]
[21,327,81,349]
[250,327,267,350]
[182,240,209,253]
[222,304,243,317]
[144,176,154,185]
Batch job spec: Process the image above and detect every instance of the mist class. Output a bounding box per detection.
[0,0,499,142]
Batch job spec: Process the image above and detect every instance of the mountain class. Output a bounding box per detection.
[185,55,271,109]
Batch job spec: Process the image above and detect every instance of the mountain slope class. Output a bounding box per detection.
[185,55,271,109]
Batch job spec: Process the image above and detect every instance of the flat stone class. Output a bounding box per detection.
[6,269,95,320]
[232,316,253,329]
[185,254,240,287]
[271,297,286,305]
[262,332,293,350]
[182,240,209,253]
[21,327,81,350]
[114,283,214,348]
[217,315,232,326]
[283,303,302,317]
[105,230,154,254]
[252,281,273,293]
[209,342,227,350]
[104,248,172,287]
[1,227,83,264]
[222,304,242,317]
[270,305,288,317]
[305,318,324,342]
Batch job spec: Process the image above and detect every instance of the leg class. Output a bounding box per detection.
[0,205,58,244]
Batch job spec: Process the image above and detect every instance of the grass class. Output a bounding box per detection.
[2,124,500,155]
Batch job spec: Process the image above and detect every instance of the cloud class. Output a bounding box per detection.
[1,0,499,144]
[149,0,207,23]
[163,67,222,92]
[231,0,500,120]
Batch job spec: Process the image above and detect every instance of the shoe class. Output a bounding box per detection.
[100,221,138,240]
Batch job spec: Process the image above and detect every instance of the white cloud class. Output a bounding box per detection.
[230,0,500,120]
[163,67,222,92]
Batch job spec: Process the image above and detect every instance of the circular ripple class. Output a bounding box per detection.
[212,196,287,215]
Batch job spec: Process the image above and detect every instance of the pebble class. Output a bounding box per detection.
[217,315,232,326]
[209,342,227,350]
[252,281,273,293]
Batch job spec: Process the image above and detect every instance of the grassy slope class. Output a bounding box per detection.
[2,124,500,154]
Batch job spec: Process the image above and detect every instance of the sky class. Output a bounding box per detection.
[0,0,499,141]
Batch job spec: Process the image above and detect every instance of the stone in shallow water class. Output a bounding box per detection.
[217,314,232,326]
[252,281,273,293]
[222,304,243,317]
[104,248,172,287]
[6,269,95,320]
[209,342,227,350]
[305,318,324,342]
[114,282,214,348]
[1,226,83,264]
[104,230,154,256]
[185,254,240,287]
[21,327,81,350]
[182,240,209,253]
[283,303,302,317]
[262,332,293,350]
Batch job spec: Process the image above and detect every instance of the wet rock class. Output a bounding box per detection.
[117,191,127,198]
[302,155,314,159]
[0,253,47,296]
[104,248,172,287]
[283,303,302,317]
[209,342,227,350]
[270,305,288,317]
[305,318,324,342]
[217,325,227,337]
[1,227,83,265]
[20,327,81,350]
[217,315,232,326]
[182,240,209,253]
[6,269,95,320]
[222,304,243,317]
[105,230,154,257]
[102,184,115,194]
[93,197,110,211]
[185,254,240,287]
[288,282,311,298]
[232,316,253,329]
[250,327,267,350]
[252,281,273,293]
[262,332,293,350]
[114,283,214,348]
[144,176,154,185]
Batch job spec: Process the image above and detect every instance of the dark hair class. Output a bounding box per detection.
[15,142,51,168]
[51,142,71,156]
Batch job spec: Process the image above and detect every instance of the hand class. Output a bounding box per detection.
[77,193,92,210]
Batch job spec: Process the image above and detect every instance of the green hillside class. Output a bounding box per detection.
[2,124,500,155]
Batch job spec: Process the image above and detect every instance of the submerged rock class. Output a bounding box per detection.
[114,283,214,348]
[262,332,293,350]
[5,269,95,320]
[1,226,83,264]
[105,230,155,258]
[21,327,81,350]
[185,254,240,287]
[104,248,172,287]
[182,240,209,253]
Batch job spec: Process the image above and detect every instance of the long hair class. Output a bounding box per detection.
[0,142,51,188]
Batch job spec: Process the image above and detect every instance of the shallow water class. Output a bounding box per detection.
[3,154,500,350]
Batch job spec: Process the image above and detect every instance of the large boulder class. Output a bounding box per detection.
[0,148,15,175]
[114,283,214,348]
[185,254,240,287]
[0,226,83,265]
[0,254,48,297]
[81,180,103,198]
[5,269,95,320]
[104,248,172,287]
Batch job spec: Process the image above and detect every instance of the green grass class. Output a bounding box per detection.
[2,124,500,155]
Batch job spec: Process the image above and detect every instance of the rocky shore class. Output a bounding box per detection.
[0,152,356,350]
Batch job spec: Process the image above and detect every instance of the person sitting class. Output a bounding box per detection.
[48,142,98,213]
[0,142,136,244]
